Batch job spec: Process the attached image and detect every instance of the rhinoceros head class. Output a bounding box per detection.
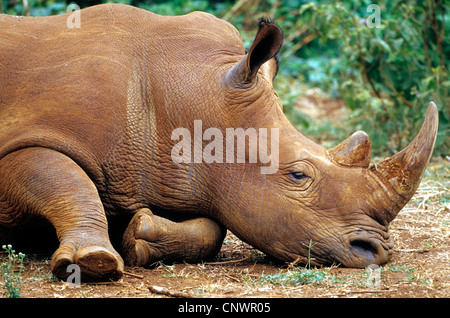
[211,19,438,267]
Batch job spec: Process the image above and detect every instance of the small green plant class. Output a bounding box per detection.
[259,240,329,287]
[303,239,317,269]
[260,269,327,286]
[0,244,26,298]
[387,264,418,283]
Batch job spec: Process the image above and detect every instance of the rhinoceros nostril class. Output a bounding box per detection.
[350,239,378,261]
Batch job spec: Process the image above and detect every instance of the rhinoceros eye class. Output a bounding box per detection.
[289,171,308,181]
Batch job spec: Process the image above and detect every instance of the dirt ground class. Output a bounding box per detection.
[1,157,448,300]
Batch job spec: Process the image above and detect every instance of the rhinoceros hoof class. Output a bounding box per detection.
[51,245,124,282]
[122,211,160,267]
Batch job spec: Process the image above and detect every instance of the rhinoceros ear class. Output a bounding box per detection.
[226,18,283,85]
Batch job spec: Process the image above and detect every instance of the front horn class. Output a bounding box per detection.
[370,102,439,222]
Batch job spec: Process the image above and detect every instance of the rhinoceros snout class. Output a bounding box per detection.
[346,236,393,267]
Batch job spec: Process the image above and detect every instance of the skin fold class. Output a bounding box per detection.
[0,4,438,281]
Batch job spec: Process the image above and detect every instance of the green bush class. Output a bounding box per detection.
[296,0,448,155]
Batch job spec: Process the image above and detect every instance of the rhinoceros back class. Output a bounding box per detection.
[0,4,242,163]
[0,4,245,212]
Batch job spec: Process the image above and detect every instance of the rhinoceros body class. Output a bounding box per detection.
[0,4,438,281]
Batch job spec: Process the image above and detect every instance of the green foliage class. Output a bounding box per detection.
[260,268,326,286]
[1,0,66,16]
[297,0,449,155]
[258,239,325,286]
[1,0,448,156]
[0,245,26,298]
[137,0,215,16]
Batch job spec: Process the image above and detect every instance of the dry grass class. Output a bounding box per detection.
[1,157,449,298]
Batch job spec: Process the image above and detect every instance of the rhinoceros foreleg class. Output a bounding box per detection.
[0,147,123,281]
[122,208,225,266]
